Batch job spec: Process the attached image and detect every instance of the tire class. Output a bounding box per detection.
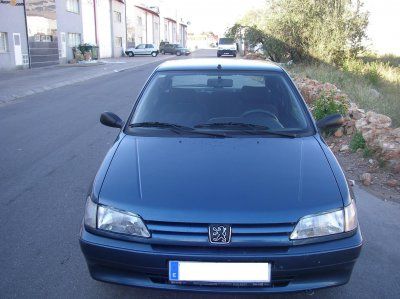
[233,53,237,58]
[161,50,165,54]
[151,51,157,57]
[176,51,182,56]
[217,53,221,57]
[127,52,134,57]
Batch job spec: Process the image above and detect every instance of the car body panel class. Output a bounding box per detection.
[98,135,343,224]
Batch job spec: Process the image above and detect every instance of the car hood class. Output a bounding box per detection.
[99,135,343,223]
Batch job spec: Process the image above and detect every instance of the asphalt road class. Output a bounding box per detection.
[0,49,399,298]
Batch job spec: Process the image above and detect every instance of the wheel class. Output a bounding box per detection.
[233,53,237,57]
[217,53,221,57]
[161,50,165,54]
[151,51,157,57]
[176,51,182,56]
[127,52,134,57]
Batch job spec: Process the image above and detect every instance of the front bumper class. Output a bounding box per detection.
[218,50,236,56]
[80,226,362,293]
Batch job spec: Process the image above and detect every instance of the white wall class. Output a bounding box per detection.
[146,12,153,44]
[81,0,96,45]
[96,0,112,58]
[111,1,126,56]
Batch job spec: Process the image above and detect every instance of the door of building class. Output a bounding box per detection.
[13,33,22,66]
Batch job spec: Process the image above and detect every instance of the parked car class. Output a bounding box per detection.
[125,44,158,57]
[80,59,362,294]
[161,43,191,56]
[159,41,170,54]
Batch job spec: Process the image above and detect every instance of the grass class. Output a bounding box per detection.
[288,55,400,127]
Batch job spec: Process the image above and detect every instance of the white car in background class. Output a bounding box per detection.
[125,44,159,57]
[217,38,237,57]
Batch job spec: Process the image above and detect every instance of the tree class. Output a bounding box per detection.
[227,0,369,64]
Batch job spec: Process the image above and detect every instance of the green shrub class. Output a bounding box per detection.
[349,131,366,152]
[362,147,375,158]
[312,92,348,120]
[342,59,381,85]
[364,62,380,85]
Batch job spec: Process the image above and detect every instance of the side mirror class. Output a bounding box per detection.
[100,112,124,128]
[316,113,344,130]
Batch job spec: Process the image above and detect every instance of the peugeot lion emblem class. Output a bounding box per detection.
[209,224,232,244]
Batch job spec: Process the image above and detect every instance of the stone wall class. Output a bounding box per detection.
[294,76,400,173]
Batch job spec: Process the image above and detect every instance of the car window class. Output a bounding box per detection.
[219,38,235,45]
[130,71,311,135]
[136,44,145,49]
[146,44,153,48]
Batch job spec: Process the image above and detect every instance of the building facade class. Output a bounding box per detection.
[0,0,188,70]
[0,1,29,70]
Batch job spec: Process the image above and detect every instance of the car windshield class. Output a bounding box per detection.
[219,38,235,45]
[129,71,312,137]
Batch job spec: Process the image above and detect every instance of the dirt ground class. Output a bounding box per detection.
[326,135,400,202]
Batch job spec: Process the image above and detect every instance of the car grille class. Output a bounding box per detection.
[145,220,295,248]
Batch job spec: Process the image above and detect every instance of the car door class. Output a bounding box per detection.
[165,44,173,54]
[134,44,146,55]
[145,44,153,55]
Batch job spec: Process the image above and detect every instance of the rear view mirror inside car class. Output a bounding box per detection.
[207,78,233,88]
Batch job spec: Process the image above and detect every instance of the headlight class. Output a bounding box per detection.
[83,197,150,238]
[218,46,223,50]
[290,200,357,240]
[344,200,358,231]
[84,196,97,229]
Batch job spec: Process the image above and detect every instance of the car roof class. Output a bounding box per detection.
[156,58,283,72]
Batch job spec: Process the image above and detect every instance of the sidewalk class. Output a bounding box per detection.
[0,55,173,105]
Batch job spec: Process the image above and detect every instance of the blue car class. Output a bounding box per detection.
[80,59,362,294]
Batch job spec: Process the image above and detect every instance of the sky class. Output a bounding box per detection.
[159,0,266,36]
[158,0,399,55]
[364,0,400,54]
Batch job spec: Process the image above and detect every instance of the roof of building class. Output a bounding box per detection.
[156,58,283,72]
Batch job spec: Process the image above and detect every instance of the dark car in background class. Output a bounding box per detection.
[159,41,170,54]
[161,44,191,56]
[80,59,362,294]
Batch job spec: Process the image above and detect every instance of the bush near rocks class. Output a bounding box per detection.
[312,91,348,120]
[243,52,266,60]
[350,132,366,152]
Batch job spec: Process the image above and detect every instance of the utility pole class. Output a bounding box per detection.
[22,0,31,68]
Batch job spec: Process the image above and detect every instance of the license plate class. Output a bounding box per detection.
[169,261,271,283]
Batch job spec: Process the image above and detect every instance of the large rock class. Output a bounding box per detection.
[361,172,372,186]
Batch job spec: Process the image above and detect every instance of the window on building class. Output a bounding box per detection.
[115,37,122,47]
[66,0,79,14]
[137,16,142,26]
[68,33,81,47]
[114,11,122,23]
[0,32,8,53]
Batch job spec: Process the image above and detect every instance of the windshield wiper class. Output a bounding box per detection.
[129,122,228,138]
[130,121,192,130]
[195,122,268,130]
[194,122,297,138]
